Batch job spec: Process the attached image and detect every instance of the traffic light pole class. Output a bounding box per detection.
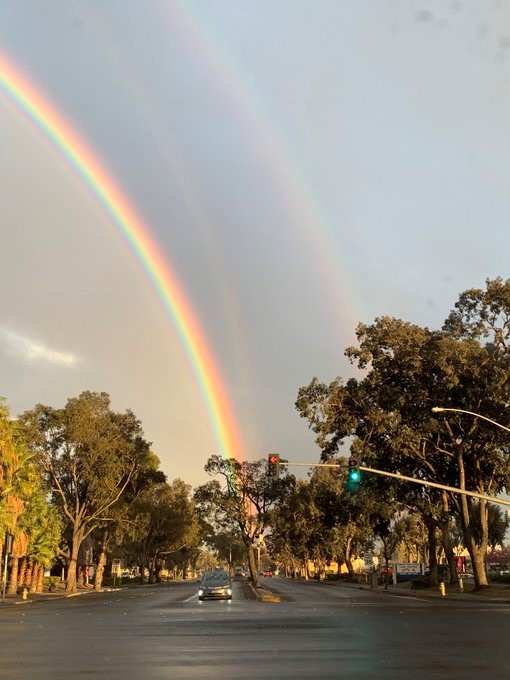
[278,461,510,509]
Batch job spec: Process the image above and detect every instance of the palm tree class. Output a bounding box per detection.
[21,491,62,592]
[0,400,34,582]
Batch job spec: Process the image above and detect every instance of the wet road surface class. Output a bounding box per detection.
[1,577,509,679]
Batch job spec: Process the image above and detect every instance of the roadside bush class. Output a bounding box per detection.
[488,573,510,584]
[324,573,349,582]
[410,575,431,590]
[43,576,62,591]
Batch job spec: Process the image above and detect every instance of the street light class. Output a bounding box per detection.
[431,407,510,434]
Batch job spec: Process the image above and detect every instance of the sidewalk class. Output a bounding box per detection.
[328,578,510,603]
[0,585,117,606]
[260,576,510,604]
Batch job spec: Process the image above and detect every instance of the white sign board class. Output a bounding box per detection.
[363,552,374,568]
[396,563,422,576]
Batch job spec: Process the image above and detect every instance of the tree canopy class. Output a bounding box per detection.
[296,278,510,589]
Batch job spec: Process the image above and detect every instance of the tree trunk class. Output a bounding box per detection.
[439,494,458,585]
[384,556,390,590]
[148,556,157,584]
[423,514,438,586]
[456,458,489,589]
[470,545,489,588]
[77,566,85,588]
[37,564,44,593]
[25,560,34,590]
[66,555,78,593]
[344,534,354,578]
[18,556,27,589]
[247,543,258,586]
[446,550,458,586]
[29,563,38,592]
[461,499,490,589]
[305,555,311,580]
[7,555,19,595]
[66,527,85,593]
[94,550,107,591]
[290,555,296,578]
[336,554,342,581]
[138,559,146,585]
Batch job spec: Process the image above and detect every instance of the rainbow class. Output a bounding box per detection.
[0,49,245,462]
[166,1,367,333]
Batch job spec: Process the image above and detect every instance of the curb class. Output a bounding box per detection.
[328,580,510,603]
[243,579,284,603]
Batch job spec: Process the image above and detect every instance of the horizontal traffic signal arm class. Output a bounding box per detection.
[278,461,510,509]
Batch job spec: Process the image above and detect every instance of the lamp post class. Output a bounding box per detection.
[431,407,510,433]
[2,533,13,602]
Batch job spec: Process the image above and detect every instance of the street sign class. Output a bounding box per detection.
[396,563,422,576]
[363,552,374,569]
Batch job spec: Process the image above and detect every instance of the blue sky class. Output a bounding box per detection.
[1,0,509,485]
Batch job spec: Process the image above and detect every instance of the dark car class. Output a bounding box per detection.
[198,571,232,601]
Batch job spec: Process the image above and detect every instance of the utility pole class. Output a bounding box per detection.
[2,533,13,602]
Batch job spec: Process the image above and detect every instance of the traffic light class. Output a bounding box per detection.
[267,453,280,479]
[346,457,360,490]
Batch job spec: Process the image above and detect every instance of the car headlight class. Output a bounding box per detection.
[198,589,203,596]
[227,588,232,596]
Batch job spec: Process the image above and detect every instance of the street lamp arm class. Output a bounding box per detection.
[431,407,510,434]
[359,465,510,509]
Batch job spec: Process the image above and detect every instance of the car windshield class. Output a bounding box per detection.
[201,572,230,585]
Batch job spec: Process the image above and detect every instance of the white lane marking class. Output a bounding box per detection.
[183,593,198,602]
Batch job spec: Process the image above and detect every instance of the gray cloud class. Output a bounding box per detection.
[1,329,78,367]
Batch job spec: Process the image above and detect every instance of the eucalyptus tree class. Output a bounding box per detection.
[124,479,199,583]
[92,451,166,590]
[19,391,151,593]
[296,278,510,589]
[268,465,386,580]
[451,503,509,553]
[194,455,294,586]
[374,514,414,588]
[267,480,317,578]
[200,529,245,574]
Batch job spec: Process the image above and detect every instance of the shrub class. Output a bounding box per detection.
[488,573,510,584]
[43,576,62,591]
[410,575,431,590]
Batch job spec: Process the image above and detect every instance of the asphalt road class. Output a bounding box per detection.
[1,577,509,679]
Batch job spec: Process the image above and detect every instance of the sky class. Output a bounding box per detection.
[1,0,510,488]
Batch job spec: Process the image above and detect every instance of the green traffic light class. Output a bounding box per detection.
[348,469,360,482]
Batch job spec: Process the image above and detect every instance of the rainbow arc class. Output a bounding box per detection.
[0,49,245,462]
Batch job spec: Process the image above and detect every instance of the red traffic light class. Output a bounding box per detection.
[267,453,280,478]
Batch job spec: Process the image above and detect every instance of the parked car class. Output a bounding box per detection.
[198,571,232,601]
[263,569,273,577]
